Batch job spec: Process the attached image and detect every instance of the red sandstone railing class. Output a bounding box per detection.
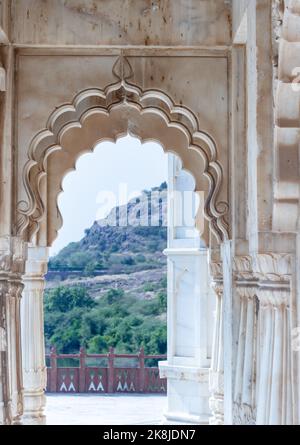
[46,347,167,394]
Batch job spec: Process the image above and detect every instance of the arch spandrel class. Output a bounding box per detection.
[16,57,229,246]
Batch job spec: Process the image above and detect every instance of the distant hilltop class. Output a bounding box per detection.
[97,181,167,228]
[48,183,168,278]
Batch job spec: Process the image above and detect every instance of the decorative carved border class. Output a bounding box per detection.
[253,253,292,283]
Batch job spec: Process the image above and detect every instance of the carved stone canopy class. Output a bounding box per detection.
[17,55,229,247]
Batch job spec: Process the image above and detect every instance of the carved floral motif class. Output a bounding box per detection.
[253,253,292,282]
[233,256,254,281]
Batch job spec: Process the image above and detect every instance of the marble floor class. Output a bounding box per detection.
[45,393,167,425]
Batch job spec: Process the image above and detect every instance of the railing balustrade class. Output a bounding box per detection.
[46,347,167,394]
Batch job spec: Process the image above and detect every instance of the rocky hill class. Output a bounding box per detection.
[47,182,168,280]
[44,183,168,354]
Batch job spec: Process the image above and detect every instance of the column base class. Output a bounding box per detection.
[159,361,210,425]
[22,390,46,425]
[12,416,23,425]
[22,414,46,425]
[209,401,224,425]
[208,370,224,425]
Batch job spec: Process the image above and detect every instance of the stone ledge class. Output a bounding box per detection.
[159,361,209,383]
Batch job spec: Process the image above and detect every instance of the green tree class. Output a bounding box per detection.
[105,288,125,305]
[158,291,167,312]
[44,286,95,313]
[121,256,135,266]
[143,283,155,292]
[84,262,97,276]
[69,251,91,269]
[87,335,108,353]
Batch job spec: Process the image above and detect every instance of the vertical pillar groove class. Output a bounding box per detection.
[254,253,294,425]
[232,255,258,424]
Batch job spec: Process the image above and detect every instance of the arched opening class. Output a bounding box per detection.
[18,71,226,425]
[44,136,172,424]
[22,134,210,425]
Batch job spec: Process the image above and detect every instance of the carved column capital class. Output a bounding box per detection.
[233,256,253,281]
[0,236,27,275]
[210,261,223,281]
[210,261,223,298]
[253,253,292,283]
[234,256,257,293]
[253,253,291,308]
[7,280,24,300]
[234,255,257,301]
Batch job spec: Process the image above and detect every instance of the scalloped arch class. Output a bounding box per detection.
[17,78,229,246]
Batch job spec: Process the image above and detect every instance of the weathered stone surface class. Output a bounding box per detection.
[11,0,232,46]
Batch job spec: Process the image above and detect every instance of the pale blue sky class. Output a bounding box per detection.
[50,136,168,255]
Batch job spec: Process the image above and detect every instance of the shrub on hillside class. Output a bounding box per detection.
[44,286,95,313]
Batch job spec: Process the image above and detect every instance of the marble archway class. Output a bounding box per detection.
[16,56,229,248]
[14,56,229,425]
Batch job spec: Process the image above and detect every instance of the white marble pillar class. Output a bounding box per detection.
[159,154,214,424]
[209,261,224,425]
[255,253,294,425]
[0,279,10,425]
[232,256,257,425]
[232,286,257,424]
[21,246,48,425]
[7,280,24,425]
[0,236,26,425]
